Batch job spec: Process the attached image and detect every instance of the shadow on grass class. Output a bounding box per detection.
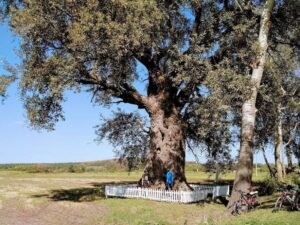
[192,179,234,185]
[193,195,230,208]
[31,179,281,209]
[258,196,278,209]
[259,194,300,212]
[32,181,137,202]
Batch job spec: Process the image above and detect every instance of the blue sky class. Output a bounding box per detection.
[0,22,276,165]
[0,23,117,163]
[0,23,199,164]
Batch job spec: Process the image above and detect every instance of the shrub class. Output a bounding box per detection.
[258,177,279,195]
[67,165,85,173]
[285,173,300,186]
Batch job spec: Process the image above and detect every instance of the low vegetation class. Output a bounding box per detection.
[0,160,272,174]
[0,160,127,173]
[0,161,299,224]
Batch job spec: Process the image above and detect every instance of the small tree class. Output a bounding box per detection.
[254,42,300,181]
[205,150,234,183]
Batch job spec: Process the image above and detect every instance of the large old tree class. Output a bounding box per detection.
[3,0,251,190]
[4,0,298,191]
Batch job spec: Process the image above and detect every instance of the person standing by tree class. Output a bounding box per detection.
[166,169,174,191]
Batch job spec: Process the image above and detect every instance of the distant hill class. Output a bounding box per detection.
[0,160,270,174]
[0,159,128,173]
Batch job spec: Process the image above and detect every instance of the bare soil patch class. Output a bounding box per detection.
[0,173,118,225]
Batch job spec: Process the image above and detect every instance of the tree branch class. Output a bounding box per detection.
[77,67,149,109]
[284,122,300,147]
[132,49,156,70]
[234,0,244,11]
[187,139,200,163]
[184,4,202,55]
[273,38,300,48]
[177,83,198,109]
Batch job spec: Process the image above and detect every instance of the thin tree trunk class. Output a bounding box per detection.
[282,148,286,178]
[275,110,284,182]
[284,122,299,169]
[255,161,258,177]
[275,122,283,182]
[262,147,275,178]
[274,144,278,171]
[286,146,293,169]
[228,0,275,207]
[215,164,221,183]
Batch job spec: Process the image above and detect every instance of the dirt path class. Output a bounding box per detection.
[0,173,121,225]
[0,199,107,225]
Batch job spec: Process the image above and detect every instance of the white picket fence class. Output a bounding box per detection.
[105,184,230,203]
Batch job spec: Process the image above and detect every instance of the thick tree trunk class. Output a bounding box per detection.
[229,102,255,204]
[228,0,275,207]
[142,101,191,191]
[275,147,284,181]
[262,147,275,178]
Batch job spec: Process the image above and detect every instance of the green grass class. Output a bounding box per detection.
[94,197,300,225]
[0,160,271,184]
[0,170,299,225]
[0,162,299,225]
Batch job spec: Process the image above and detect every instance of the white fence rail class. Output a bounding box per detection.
[105,184,229,203]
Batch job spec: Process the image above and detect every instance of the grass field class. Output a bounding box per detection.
[0,168,299,225]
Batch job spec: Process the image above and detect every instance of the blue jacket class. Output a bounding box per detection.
[166,170,174,184]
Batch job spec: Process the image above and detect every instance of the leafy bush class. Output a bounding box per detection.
[285,173,300,186]
[67,165,85,173]
[258,177,279,195]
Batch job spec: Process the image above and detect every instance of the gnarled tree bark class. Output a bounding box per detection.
[142,92,191,190]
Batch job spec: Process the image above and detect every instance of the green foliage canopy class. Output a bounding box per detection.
[3,0,299,167]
